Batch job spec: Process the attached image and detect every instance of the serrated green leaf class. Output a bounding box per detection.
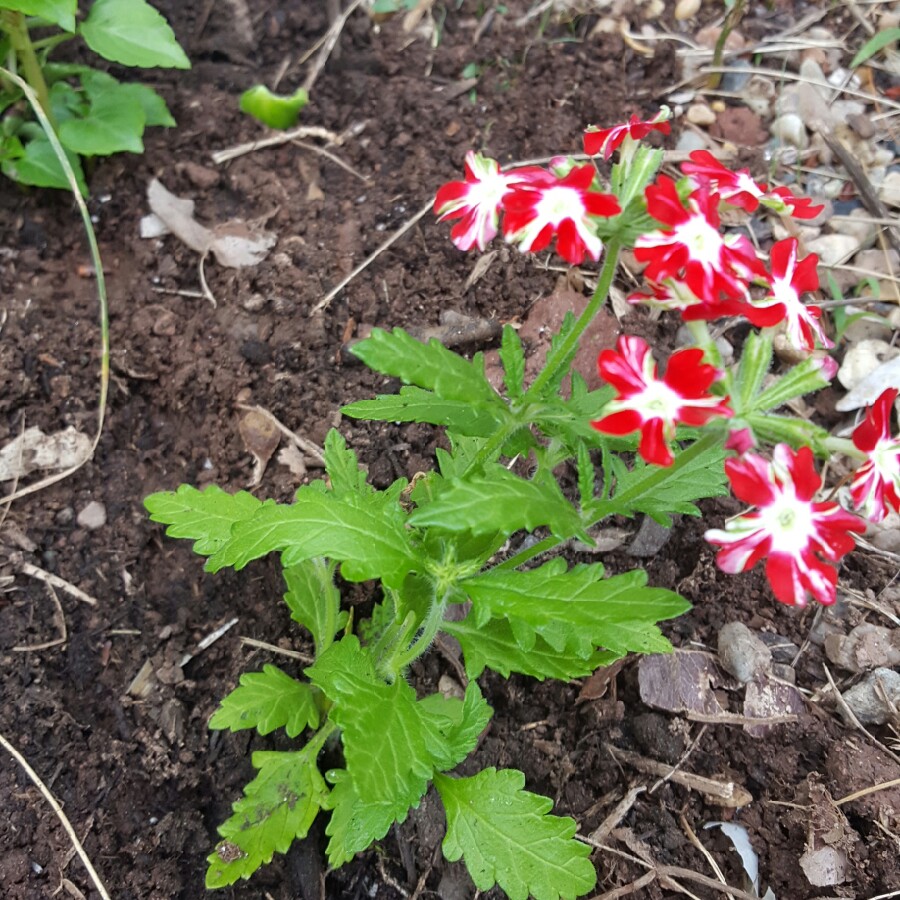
[323,770,400,866]
[1,137,87,194]
[576,442,594,508]
[601,440,727,524]
[206,490,418,587]
[350,328,499,404]
[343,385,504,437]
[419,682,492,763]
[435,768,596,900]
[209,665,319,738]
[408,466,582,539]
[444,616,618,680]
[308,637,458,806]
[58,86,145,156]
[80,0,190,69]
[752,356,834,412]
[535,311,578,399]
[144,484,262,556]
[3,0,76,31]
[283,558,342,657]
[323,429,370,497]
[207,747,328,887]
[499,324,525,399]
[465,562,688,655]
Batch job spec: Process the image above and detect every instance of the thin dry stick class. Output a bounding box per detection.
[235,403,325,464]
[18,561,97,607]
[822,664,900,767]
[303,0,366,92]
[240,636,315,665]
[588,869,657,899]
[291,139,371,182]
[312,199,433,314]
[0,730,112,900]
[835,776,900,806]
[13,583,66,652]
[680,815,735,900]
[589,786,645,844]
[211,124,343,165]
[649,724,707,795]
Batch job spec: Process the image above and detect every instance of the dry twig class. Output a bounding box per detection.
[18,561,97,607]
[12,583,66,652]
[0,730,112,900]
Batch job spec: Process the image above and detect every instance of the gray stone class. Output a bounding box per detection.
[717,622,772,684]
[771,113,809,149]
[840,668,900,725]
[76,500,107,531]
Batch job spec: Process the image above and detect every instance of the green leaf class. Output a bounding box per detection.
[533,311,578,399]
[744,411,831,453]
[207,747,328,887]
[350,328,499,404]
[240,84,308,129]
[283,558,342,657]
[207,490,418,587]
[602,440,727,524]
[408,466,582,539]
[2,0,76,31]
[733,330,772,414]
[434,768,596,900]
[323,428,370,497]
[58,87,146,156]
[465,561,689,655]
[444,616,618,680]
[499,324,526,399]
[323,771,400,866]
[2,137,87,194]
[343,386,504,437]
[117,82,176,127]
[144,484,262,556]
[752,356,835,412]
[308,637,464,863]
[209,665,319,737]
[852,27,900,67]
[420,682,492,763]
[576,442,595,508]
[80,0,191,69]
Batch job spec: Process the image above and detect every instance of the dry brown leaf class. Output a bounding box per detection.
[0,426,92,482]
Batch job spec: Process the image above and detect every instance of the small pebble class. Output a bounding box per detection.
[76,500,107,531]
[686,103,716,127]
[717,622,772,684]
[825,623,900,673]
[675,131,708,153]
[805,233,860,266]
[840,668,900,725]
[771,113,808,149]
[878,170,900,208]
[674,0,700,19]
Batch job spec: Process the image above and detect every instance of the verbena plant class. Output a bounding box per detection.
[146,111,897,898]
[0,0,188,194]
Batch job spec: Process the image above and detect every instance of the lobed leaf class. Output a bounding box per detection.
[343,386,504,437]
[434,768,596,900]
[323,428,371,497]
[443,616,618,681]
[283,558,342,657]
[408,466,582,540]
[80,0,190,69]
[206,490,418,587]
[144,484,262,555]
[349,328,499,404]
[207,748,328,887]
[209,665,319,738]
[1,137,87,195]
[499,324,526,399]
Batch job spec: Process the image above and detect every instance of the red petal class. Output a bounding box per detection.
[592,409,643,435]
[725,455,776,507]
[638,418,674,466]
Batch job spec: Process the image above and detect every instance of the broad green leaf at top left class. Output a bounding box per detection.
[3,0,77,32]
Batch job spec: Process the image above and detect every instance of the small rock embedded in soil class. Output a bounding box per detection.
[825,623,900,673]
[76,500,107,530]
[717,622,772,683]
[840,667,900,725]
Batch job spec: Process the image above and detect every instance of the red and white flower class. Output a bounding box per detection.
[627,276,749,321]
[434,151,533,252]
[584,109,671,160]
[705,444,865,607]
[591,335,732,466]
[681,151,824,220]
[635,177,765,303]
[850,388,900,523]
[502,165,620,265]
[745,238,832,351]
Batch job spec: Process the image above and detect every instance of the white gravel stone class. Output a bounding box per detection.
[836,339,900,391]
[675,130,708,153]
[879,170,900,208]
[771,113,808,149]
[686,103,716,126]
[806,233,859,266]
[77,500,107,531]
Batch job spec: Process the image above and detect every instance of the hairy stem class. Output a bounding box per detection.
[524,239,622,401]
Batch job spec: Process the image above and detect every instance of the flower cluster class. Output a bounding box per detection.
[433,151,620,265]
[434,111,900,610]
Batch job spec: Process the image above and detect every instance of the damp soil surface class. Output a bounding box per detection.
[1,4,899,899]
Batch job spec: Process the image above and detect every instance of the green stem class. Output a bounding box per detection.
[384,588,452,676]
[493,430,723,573]
[1,12,53,125]
[462,418,522,477]
[524,239,622,402]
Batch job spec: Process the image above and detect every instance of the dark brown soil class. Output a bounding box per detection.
[2,4,899,900]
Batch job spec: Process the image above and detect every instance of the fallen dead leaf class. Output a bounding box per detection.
[0,426,92,482]
[638,650,727,717]
[238,409,281,487]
